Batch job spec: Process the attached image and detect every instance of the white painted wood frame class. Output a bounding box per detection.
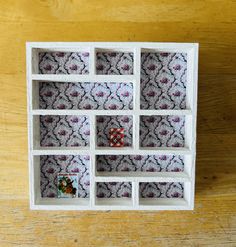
[27,42,198,210]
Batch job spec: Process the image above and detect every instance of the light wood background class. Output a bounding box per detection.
[0,0,235,246]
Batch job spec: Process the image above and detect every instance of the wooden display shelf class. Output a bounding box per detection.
[27,42,198,210]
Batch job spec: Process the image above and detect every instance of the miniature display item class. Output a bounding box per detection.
[27,42,198,210]
[57,173,78,198]
[109,128,125,147]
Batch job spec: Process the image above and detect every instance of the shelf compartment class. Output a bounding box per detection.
[35,115,90,148]
[140,51,187,110]
[40,155,90,198]
[96,49,134,75]
[35,81,133,110]
[96,115,133,147]
[139,181,192,208]
[96,182,133,206]
[140,115,187,148]
[95,173,190,182]
[37,51,89,75]
[139,182,184,199]
[96,155,184,173]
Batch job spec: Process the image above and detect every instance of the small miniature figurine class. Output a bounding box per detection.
[57,173,78,198]
[109,128,125,147]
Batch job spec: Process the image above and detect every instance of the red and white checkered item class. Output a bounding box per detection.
[109,128,124,147]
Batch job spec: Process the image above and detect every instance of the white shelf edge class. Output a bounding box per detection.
[32,109,135,116]
[32,109,192,116]
[94,147,192,155]
[31,198,190,211]
[32,149,91,156]
[27,42,198,51]
[133,47,141,151]
[138,198,190,209]
[31,204,191,211]
[31,74,135,83]
[94,174,190,183]
[89,114,96,207]
[139,110,192,116]
[95,171,190,178]
[89,46,95,76]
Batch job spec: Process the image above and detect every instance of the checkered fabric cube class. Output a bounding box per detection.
[109,128,124,147]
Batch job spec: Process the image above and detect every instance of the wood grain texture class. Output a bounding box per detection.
[0,0,235,246]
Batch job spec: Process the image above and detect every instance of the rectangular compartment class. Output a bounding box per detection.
[140,182,184,198]
[33,115,90,148]
[140,51,187,110]
[96,49,134,75]
[139,181,191,208]
[31,155,90,207]
[96,155,185,173]
[40,155,90,198]
[33,49,89,74]
[96,115,133,148]
[33,81,133,110]
[96,182,132,206]
[140,115,190,148]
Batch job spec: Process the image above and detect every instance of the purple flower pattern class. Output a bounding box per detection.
[40,115,90,147]
[96,115,133,147]
[39,81,133,110]
[40,155,90,198]
[140,182,184,198]
[37,51,188,202]
[141,52,187,109]
[38,52,89,74]
[96,52,133,75]
[140,115,185,147]
[96,155,184,172]
[96,182,132,198]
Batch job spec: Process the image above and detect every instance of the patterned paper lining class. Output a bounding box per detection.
[40,155,90,198]
[38,52,89,74]
[139,182,184,198]
[40,115,90,147]
[96,182,132,198]
[96,52,133,75]
[140,115,185,147]
[141,52,187,110]
[39,81,133,110]
[96,155,184,172]
[96,115,133,147]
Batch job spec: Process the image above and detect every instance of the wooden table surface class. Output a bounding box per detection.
[0,1,235,246]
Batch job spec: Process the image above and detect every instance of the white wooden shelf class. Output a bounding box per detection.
[94,175,190,183]
[32,109,192,116]
[31,74,136,83]
[27,42,198,210]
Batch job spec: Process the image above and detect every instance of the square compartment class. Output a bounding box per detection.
[96,155,185,173]
[96,115,133,148]
[96,182,132,206]
[96,49,134,75]
[40,155,90,198]
[140,115,186,148]
[36,50,89,74]
[34,81,133,110]
[140,51,187,110]
[34,115,90,148]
